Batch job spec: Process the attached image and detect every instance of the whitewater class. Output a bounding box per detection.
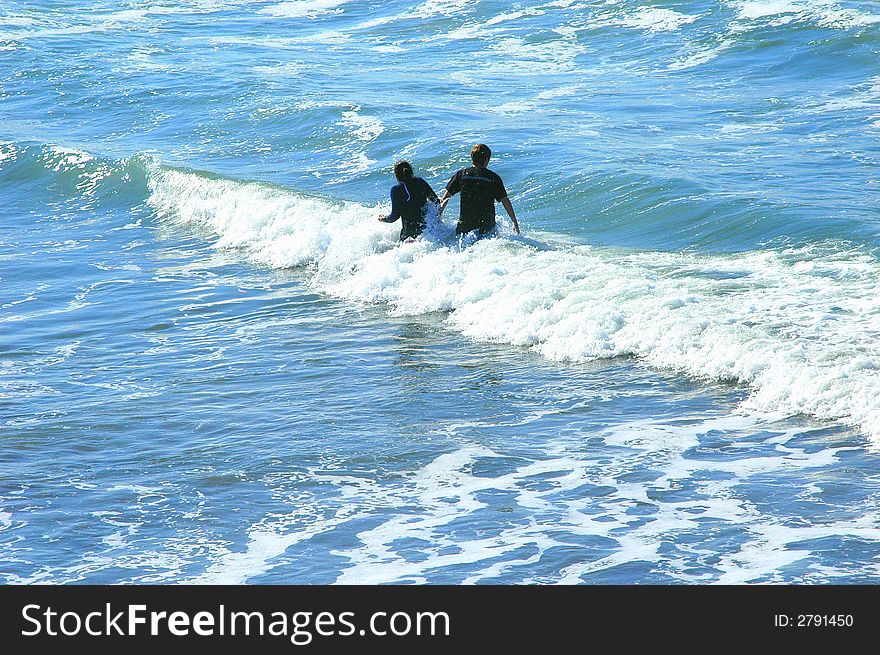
[3,0,880,584]
[147,164,880,437]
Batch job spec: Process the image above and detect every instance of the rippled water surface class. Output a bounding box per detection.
[2,0,880,583]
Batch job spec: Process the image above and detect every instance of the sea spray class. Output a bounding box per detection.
[146,166,880,439]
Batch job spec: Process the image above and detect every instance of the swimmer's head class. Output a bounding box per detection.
[470,143,491,167]
[393,160,413,181]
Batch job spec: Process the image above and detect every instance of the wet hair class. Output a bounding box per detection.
[470,143,491,166]
[393,160,413,181]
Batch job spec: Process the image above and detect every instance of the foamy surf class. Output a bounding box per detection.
[6,0,880,588]
[146,167,880,440]
[180,415,868,584]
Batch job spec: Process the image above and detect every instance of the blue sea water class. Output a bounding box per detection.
[2,0,880,584]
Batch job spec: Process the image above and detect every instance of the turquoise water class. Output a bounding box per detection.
[3,0,880,583]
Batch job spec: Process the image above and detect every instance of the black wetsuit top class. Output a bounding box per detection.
[381,177,439,240]
[445,166,508,235]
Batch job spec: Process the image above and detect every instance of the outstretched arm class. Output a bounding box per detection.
[501,196,520,235]
[378,187,401,223]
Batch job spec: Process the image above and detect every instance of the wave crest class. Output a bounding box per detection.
[146,166,880,439]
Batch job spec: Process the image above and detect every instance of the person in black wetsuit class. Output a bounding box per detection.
[378,160,439,241]
[438,143,520,236]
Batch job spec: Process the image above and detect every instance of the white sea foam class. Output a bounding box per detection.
[0,145,15,165]
[536,84,581,100]
[617,8,701,32]
[260,0,352,18]
[668,39,735,70]
[416,0,474,18]
[253,62,303,77]
[321,108,383,177]
[194,35,300,49]
[371,44,404,53]
[127,47,173,73]
[727,0,880,29]
[179,415,877,584]
[289,29,350,43]
[0,15,38,27]
[191,512,358,584]
[350,15,398,30]
[348,0,489,38]
[146,1,232,14]
[487,84,583,115]
[486,9,544,25]
[101,9,152,24]
[811,76,880,127]
[47,146,94,170]
[0,8,156,41]
[732,0,804,21]
[485,36,585,75]
[146,169,880,440]
[339,109,384,142]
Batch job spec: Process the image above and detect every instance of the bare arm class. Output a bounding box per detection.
[501,196,520,235]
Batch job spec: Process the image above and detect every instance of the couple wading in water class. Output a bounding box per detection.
[378,143,521,242]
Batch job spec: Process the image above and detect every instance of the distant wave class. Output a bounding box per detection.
[0,141,148,207]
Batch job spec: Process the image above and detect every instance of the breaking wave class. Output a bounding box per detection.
[144,164,880,440]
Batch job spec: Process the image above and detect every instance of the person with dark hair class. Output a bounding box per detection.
[438,143,520,236]
[378,160,439,241]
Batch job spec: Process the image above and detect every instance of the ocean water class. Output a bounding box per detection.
[2,0,880,584]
